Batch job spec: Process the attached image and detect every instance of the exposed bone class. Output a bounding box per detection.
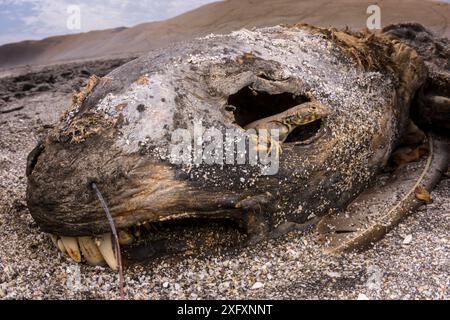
[78,236,105,266]
[96,233,118,271]
[60,236,82,262]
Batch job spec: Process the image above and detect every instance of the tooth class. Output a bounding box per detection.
[57,239,67,254]
[60,236,82,263]
[118,230,134,245]
[49,234,58,247]
[78,236,105,266]
[96,233,118,271]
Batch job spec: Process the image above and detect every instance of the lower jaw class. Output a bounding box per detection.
[49,217,246,271]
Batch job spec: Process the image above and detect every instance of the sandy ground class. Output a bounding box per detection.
[0,59,448,300]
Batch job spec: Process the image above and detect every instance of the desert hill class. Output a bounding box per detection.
[0,0,448,68]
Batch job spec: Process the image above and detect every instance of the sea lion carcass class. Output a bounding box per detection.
[26,23,450,269]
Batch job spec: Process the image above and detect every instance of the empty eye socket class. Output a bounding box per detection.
[227,85,324,145]
[284,119,322,144]
[227,86,310,128]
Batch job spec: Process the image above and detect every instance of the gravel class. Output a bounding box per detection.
[0,64,448,300]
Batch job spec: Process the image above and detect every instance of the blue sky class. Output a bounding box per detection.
[0,0,218,45]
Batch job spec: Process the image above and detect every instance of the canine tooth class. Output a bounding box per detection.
[96,233,118,271]
[61,236,82,263]
[118,230,134,245]
[49,234,58,247]
[78,236,105,266]
[57,239,66,254]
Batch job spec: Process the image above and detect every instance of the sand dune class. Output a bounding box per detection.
[0,0,449,68]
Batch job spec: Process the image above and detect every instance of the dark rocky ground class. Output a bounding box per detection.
[0,60,448,299]
[0,58,134,112]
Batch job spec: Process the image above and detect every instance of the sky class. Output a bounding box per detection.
[0,0,218,45]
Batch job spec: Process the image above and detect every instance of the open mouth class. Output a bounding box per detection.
[43,187,259,270]
[49,217,247,270]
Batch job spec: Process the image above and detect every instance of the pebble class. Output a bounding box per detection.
[357,293,369,300]
[325,271,341,278]
[402,234,413,245]
[251,282,264,290]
